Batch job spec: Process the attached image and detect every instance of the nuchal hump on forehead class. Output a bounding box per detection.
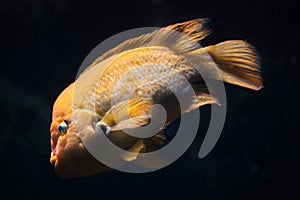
[50,18,263,178]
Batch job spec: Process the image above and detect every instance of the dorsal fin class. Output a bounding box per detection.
[82,18,211,74]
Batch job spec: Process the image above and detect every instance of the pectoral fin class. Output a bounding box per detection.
[96,98,153,135]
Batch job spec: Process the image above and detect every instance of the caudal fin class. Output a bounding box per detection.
[204,40,263,90]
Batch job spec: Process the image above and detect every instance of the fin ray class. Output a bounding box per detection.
[82,18,211,74]
[99,97,153,132]
[204,40,263,90]
[121,139,144,161]
[184,85,220,113]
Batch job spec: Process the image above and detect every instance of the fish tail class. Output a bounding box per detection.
[204,40,263,90]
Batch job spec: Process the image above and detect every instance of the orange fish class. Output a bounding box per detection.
[50,19,263,178]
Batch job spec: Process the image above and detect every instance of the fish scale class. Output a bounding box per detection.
[93,46,199,116]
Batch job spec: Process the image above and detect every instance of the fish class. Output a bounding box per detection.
[50,18,263,178]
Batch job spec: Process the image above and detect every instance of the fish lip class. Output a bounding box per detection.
[50,154,58,166]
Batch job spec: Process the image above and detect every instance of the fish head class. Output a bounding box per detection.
[50,83,109,178]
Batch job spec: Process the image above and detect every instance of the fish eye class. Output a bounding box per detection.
[57,120,69,135]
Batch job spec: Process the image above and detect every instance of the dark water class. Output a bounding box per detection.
[1,0,297,199]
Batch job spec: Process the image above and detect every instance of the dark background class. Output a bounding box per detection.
[0,0,297,199]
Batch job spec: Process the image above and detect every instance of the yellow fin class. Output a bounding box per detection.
[97,98,153,134]
[186,93,220,114]
[121,139,144,161]
[82,18,211,74]
[194,92,220,107]
[204,40,263,90]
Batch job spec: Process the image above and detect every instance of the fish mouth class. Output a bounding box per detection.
[50,153,58,166]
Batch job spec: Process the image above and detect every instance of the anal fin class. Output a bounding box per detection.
[183,85,221,114]
[121,139,145,161]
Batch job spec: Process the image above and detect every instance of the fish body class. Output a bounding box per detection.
[50,19,263,178]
